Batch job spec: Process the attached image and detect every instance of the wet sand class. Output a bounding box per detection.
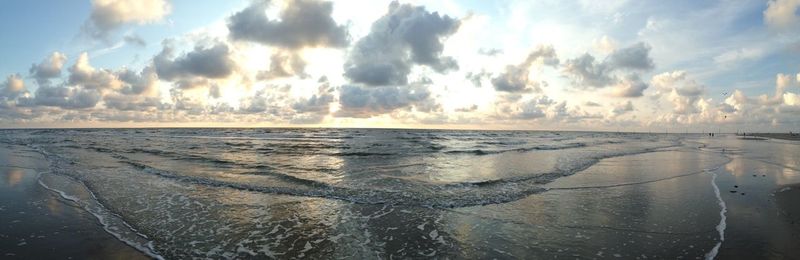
[775,184,800,238]
[0,146,147,259]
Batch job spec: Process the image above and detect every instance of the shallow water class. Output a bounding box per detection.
[0,129,798,258]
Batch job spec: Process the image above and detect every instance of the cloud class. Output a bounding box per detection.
[85,0,171,38]
[776,73,799,94]
[1,74,27,99]
[713,47,765,65]
[154,42,237,81]
[228,0,348,49]
[611,100,634,116]
[563,42,654,89]
[650,71,706,115]
[466,70,490,87]
[31,87,102,109]
[604,42,654,70]
[103,94,164,111]
[491,45,558,93]
[289,83,335,123]
[116,66,159,95]
[478,48,503,56]
[344,1,461,86]
[123,33,147,47]
[764,0,800,30]
[173,78,211,90]
[236,87,292,115]
[584,101,602,107]
[562,53,615,87]
[29,52,68,87]
[592,35,617,54]
[455,104,478,112]
[513,97,549,119]
[612,74,648,97]
[650,70,686,96]
[67,53,124,91]
[257,51,308,80]
[292,83,334,114]
[335,84,438,117]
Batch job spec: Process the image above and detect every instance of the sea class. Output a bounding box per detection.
[1,128,798,259]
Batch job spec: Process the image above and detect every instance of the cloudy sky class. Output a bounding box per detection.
[1,0,799,131]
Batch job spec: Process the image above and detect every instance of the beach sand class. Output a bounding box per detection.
[0,146,147,259]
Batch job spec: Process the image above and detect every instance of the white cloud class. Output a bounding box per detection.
[764,0,800,30]
[592,35,617,54]
[85,0,171,38]
[29,52,67,86]
[713,47,765,65]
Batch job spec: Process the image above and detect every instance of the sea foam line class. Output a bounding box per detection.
[705,171,727,260]
[37,173,165,260]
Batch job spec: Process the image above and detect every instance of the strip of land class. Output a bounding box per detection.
[748,133,800,141]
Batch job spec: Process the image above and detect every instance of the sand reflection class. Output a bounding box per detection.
[3,168,26,188]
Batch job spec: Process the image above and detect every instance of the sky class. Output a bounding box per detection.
[0,0,799,132]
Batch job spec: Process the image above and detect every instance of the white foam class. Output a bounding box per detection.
[705,171,727,260]
[37,173,166,260]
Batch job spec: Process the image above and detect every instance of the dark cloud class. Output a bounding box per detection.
[287,83,335,123]
[104,94,164,111]
[584,101,602,107]
[257,51,308,80]
[466,70,490,87]
[611,101,634,115]
[604,42,654,71]
[228,0,348,49]
[31,87,101,109]
[612,74,649,97]
[478,48,503,56]
[675,83,704,97]
[562,53,615,88]
[154,42,237,81]
[116,66,159,95]
[513,96,552,119]
[168,89,206,115]
[292,83,334,114]
[492,45,559,92]
[455,104,478,112]
[208,85,221,99]
[335,84,438,117]
[236,88,292,115]
[562,42,654,90]
[173,78,210,90]
[344,1,461,86]
[29,52,67,86]
[123,34,147,47]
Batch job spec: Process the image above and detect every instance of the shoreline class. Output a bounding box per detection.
[749,133,800,141]
[0,146,148,259]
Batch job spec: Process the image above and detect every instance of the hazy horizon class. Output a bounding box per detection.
[1,0,799,131]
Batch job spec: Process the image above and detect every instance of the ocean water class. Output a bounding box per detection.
[1,129,798,258]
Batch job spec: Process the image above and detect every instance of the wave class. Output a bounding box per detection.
[96,141,679,209]
[37,172,165,260]
[328,151,397,157]
[444,142,591,156]
[19,132,681,210]
[705,171,727,260]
